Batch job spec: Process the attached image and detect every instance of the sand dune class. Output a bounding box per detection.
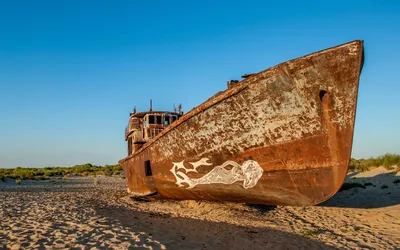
[0,167,399,249]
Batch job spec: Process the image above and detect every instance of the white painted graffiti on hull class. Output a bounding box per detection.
[170,158,263,189]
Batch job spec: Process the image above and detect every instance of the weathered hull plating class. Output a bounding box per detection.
[119,40,364,206]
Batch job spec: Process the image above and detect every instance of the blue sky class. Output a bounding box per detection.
[0,0,399,168]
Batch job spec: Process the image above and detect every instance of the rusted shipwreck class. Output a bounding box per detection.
[119,40,364,206]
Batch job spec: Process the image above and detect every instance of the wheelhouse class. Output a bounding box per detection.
[125,110,182,156]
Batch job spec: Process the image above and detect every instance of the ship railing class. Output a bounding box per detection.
[146,128,163,141]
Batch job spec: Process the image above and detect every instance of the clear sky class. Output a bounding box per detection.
[0,0,399,168]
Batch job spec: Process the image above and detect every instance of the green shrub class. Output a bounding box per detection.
[0,164,122,180]
[12,167,34,179]
[44,171,54,177]
[34,176,49,181]
[348,153,400,171]
[381,153,400,169]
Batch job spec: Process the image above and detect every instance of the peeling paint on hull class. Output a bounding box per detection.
[119,40,364,206]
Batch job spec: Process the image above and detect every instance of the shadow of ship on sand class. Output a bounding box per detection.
[93,200,340,250]
[321,169,400,209]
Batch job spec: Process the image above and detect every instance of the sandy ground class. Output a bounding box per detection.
[1,167,399,250]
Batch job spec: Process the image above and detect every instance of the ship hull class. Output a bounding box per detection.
[119,40,364,206]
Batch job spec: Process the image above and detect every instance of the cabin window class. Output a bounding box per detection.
[144,160,152,176]
[172,116,177,122]
[156,115,162,124]
[164,116,170,126]
[148,115,155,124]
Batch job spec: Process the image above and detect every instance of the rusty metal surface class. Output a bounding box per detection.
[119,40,364,206]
